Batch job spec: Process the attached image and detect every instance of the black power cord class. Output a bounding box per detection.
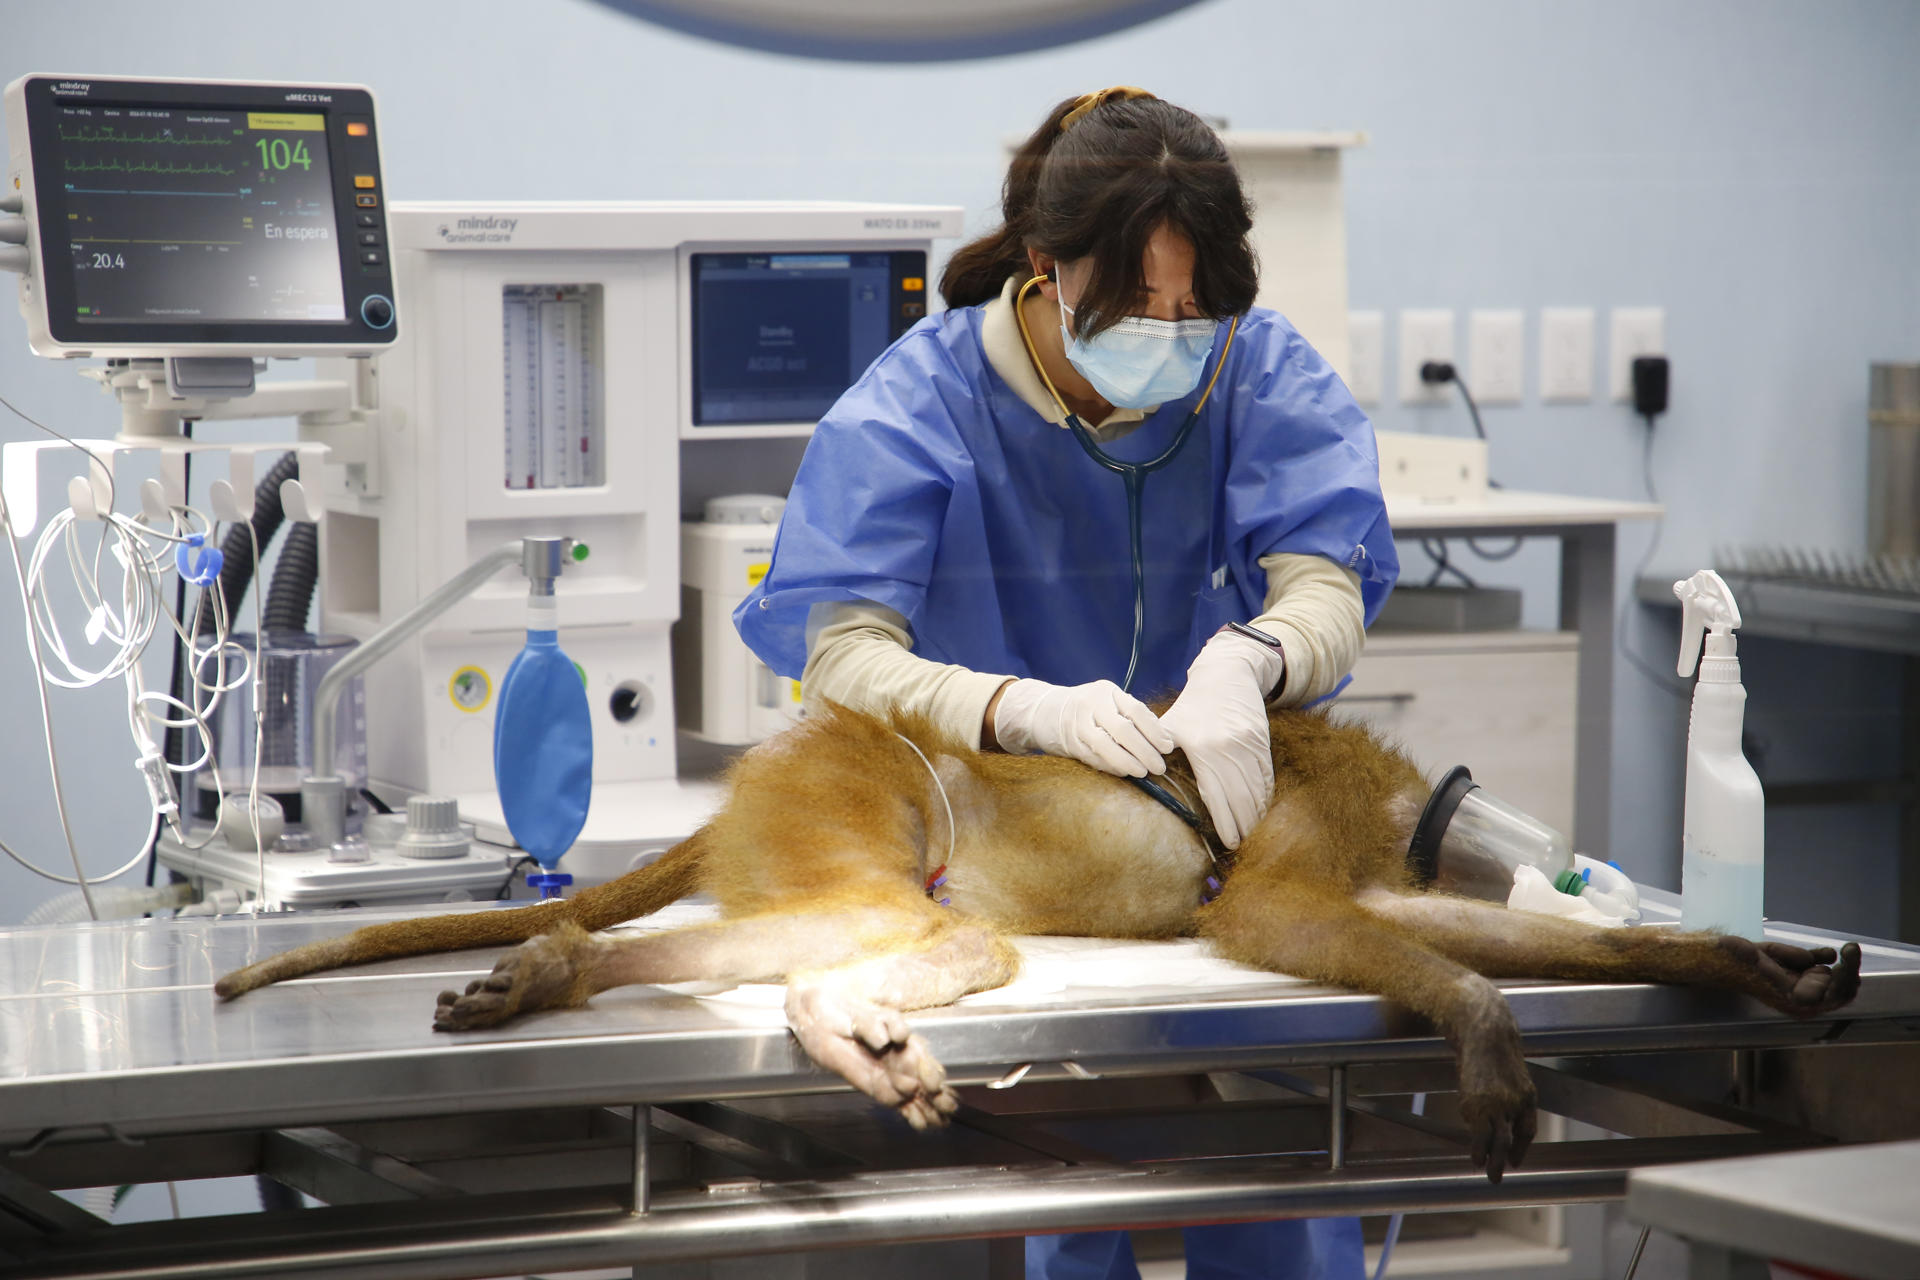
[1617,355,1689,699]
[1420,359,1486,441]
[496,855,533,902]
[1418,360,1522,568]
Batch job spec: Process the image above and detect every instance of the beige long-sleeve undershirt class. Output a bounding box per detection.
[798,277,1368,747]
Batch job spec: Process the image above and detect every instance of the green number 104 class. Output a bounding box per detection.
[255,137,313,172]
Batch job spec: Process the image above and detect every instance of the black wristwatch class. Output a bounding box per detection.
[1221,621,1287,701]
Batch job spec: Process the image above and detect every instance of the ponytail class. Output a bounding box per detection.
[938,95,1086,309]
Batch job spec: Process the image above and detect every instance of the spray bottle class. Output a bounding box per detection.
[1673,570,1764,940]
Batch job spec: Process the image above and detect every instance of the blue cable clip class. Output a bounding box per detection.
[176,533,223,586]
[526,871,573,900]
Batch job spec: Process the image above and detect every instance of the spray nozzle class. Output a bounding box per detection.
[1674,569,1742,678]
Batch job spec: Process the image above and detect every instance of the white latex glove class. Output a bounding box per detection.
[992,678,1174,777]
[1158,630,1285,848]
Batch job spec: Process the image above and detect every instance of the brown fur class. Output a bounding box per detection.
[215,702,1860,1181]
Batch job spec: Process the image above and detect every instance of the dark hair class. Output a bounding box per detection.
[940,92,1257,338]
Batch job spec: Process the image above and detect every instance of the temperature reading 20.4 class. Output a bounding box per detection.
[255,137,312,172]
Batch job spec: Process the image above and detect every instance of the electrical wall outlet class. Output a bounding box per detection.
[1609,307,1666,402]
[1540,307,1595,402]
[1468,309,1525,405]
[1345,310,1383,407]
[1398,309,1455,405]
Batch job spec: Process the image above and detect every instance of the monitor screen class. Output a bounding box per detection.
[57,105,347,325]
[690,250,925,427]
[13,75,397,352]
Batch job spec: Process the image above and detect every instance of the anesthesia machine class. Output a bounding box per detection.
[296,199,957,894]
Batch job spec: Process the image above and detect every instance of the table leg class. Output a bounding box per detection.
[632,1104,650,1216]
[1561,525,1617,859]
[1904,656,1920,943]
[1329,1064,1348,1171]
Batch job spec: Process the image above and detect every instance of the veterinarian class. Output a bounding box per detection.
[738,87,1398,1280]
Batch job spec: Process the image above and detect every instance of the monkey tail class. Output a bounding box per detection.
[212,831,709,1000]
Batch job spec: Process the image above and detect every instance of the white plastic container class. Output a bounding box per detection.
[674,495,804,745]
[1674,570,1765,940]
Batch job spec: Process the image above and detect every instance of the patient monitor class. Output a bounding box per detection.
[4,73,397,362]
[2,74,393,534]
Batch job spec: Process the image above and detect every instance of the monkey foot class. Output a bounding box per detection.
[1454,1003,1537,1184]
[434,926,593,1031]
[1720,937,1862,1016]
[786,981,959,1130]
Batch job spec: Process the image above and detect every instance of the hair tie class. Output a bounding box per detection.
[1059,85,1155,132]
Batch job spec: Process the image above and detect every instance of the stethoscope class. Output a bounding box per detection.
[1012,273,1240,692]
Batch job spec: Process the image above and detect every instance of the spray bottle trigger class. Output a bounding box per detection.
[1676,592,1707,678]
[1673,570,1742,677]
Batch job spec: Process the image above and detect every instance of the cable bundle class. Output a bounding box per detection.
[0,394,283,918]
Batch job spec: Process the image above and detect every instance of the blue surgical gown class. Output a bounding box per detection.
[734,302,1397,697]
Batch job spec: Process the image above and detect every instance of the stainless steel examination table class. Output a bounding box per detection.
[3,892,1918,1280]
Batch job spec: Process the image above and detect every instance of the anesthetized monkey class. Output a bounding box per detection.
[216,703,1861,1182]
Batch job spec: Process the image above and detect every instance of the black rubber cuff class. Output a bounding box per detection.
[1407,765,1477,888]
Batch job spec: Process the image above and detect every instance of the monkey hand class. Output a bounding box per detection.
[1159,630,1284,847]
[991,678,1173,778]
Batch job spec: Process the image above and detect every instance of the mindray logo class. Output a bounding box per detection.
[436,215,519,245]
[53,82,92,95]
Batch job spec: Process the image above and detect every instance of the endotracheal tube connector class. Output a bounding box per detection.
[522,537,572,598]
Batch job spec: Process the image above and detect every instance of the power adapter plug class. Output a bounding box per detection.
[1632,356,1670,419]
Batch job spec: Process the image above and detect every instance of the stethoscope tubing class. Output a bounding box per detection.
[1012,274,1240,692]
[1060,407,1201,692]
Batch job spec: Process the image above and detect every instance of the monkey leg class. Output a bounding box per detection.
[783,917,1021,1132]
[1357,890,1863,1017]
[434,903,1019,1129]
[1202,855,1538,1182]
[432,905,937,1031]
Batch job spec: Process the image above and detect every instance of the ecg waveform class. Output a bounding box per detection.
[64,158,238,177]
[57,125,235,146]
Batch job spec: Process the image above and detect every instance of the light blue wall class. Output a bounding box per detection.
[3,0,1917,926]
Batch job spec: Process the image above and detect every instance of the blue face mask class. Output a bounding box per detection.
[1058,287,1217,410]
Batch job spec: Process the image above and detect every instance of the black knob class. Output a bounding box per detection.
[360,294,394,329]
[609,686,640,723]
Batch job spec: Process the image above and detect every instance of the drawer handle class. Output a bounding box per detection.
[1339,692,1416,705]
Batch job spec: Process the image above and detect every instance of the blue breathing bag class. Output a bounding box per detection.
[492,618,592,884]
